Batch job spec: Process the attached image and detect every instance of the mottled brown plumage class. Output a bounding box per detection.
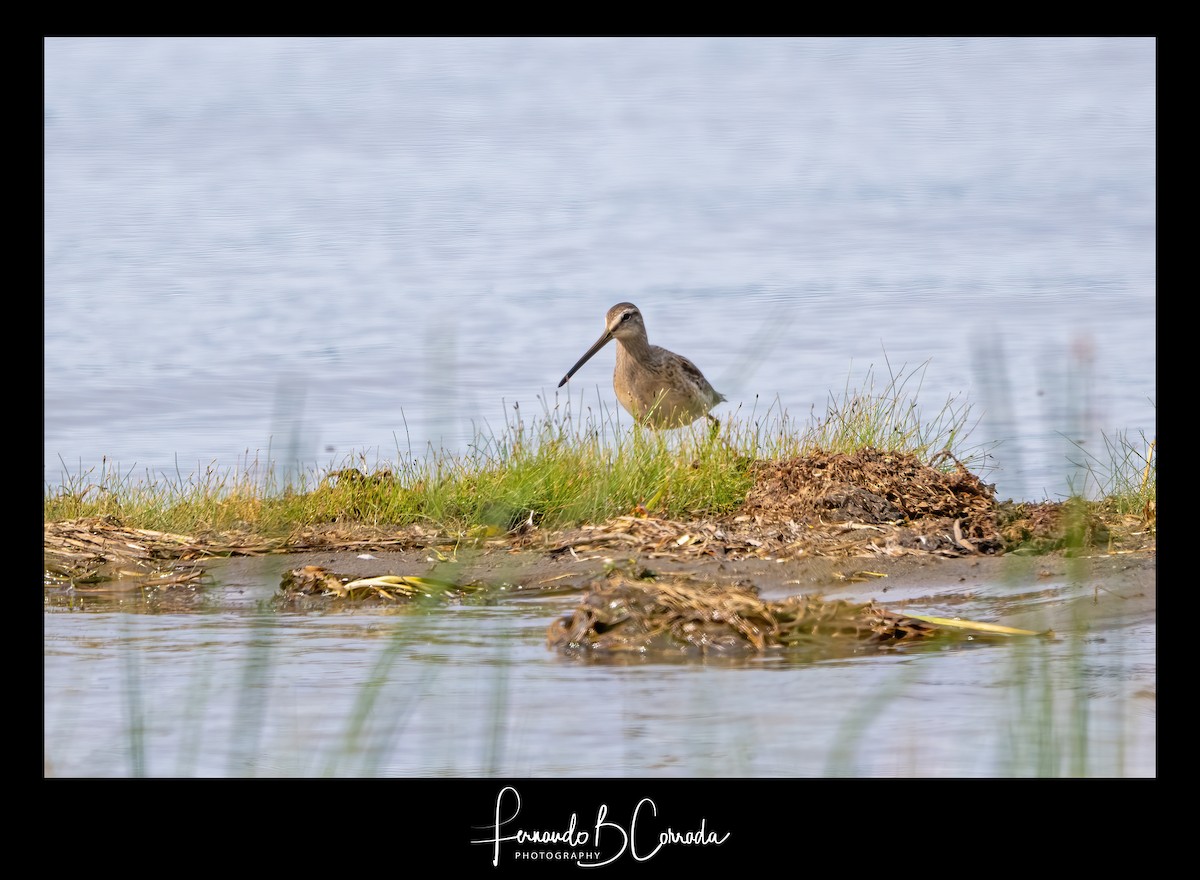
[557,302,725,429]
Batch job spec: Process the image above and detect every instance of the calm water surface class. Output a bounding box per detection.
[44,38,1156,779]
[44,37,1156,502]
[43,555,1155,778]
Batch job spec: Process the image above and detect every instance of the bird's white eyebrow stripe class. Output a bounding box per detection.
[560,302,724,430]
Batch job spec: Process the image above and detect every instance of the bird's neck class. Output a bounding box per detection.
[615,335,654,364]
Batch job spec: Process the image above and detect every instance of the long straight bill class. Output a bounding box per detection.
[558,331,613,387]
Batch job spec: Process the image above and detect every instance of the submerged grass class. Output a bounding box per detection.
[54,576,1149,778]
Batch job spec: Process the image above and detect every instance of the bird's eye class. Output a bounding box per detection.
[621,312,632,322]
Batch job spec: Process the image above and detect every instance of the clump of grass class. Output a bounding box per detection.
[45,453,275,534]
[43,360,988,537]
[808,357,986,466]
[1065,415,1156,520]
[396,396,761,529]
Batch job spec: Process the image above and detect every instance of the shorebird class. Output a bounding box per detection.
[557,302,726,429]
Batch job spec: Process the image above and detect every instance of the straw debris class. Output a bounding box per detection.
[278,565,472,602]
[547,574,945,657]
[43,449,1152,590]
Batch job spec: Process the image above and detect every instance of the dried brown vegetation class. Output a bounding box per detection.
[546,573,944,657]
[44,449,1154,591]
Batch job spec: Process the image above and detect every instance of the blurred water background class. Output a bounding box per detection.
[44,37,1156,781]
[43,36,1156,502]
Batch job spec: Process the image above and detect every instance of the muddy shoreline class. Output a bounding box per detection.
[44,445,1155,632]
[167,541,1157,637]
[45,509,1156,631]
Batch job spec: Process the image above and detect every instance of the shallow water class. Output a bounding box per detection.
[43,555,1155,778]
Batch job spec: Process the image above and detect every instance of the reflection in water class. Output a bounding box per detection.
[44,574,1154,777]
